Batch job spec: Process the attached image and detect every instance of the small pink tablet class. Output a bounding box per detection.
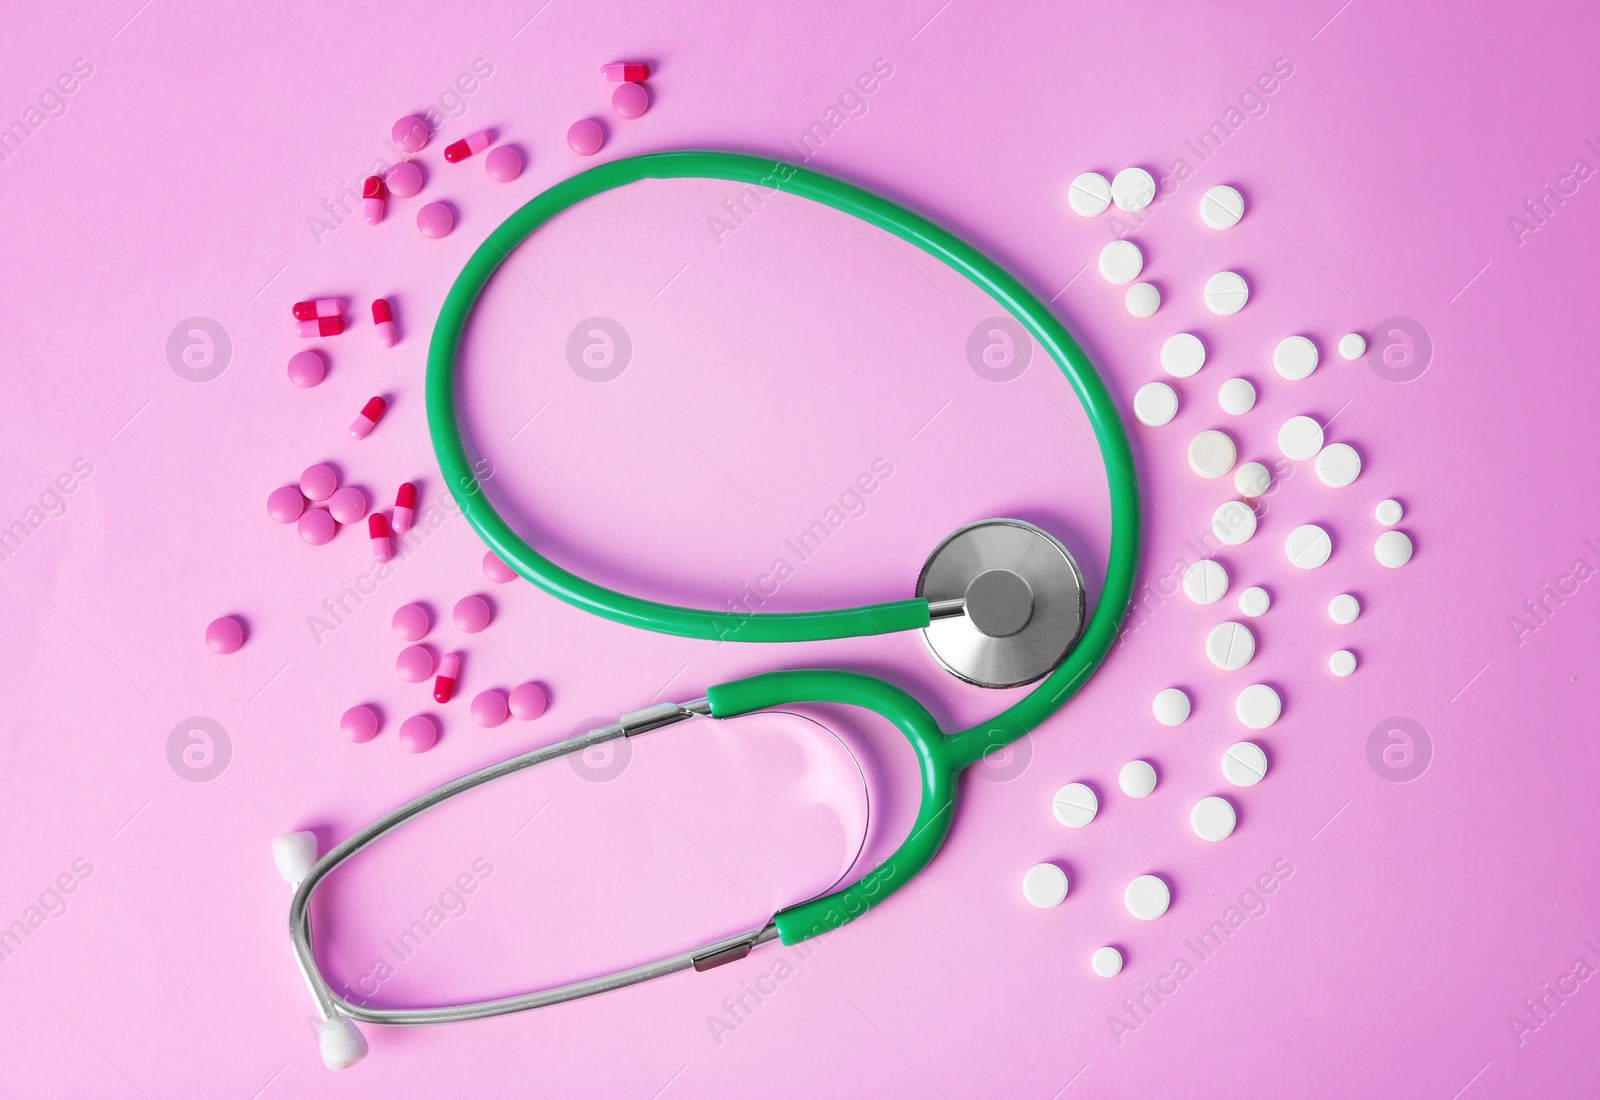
[327,486,368,525]
[453,595,492,633]
[267,485,305,524]
[398,714,439,753]
[205,615,245,654]
[416,202,454,239]
[471,689,510,728]
[342,704,380,743]
[298,508,336,545]
[392,115,430,153]
[483,551,516,583]
[386,159,423,198]
[396,645,434,683]
[612,83,649,120]
[287,349,326,388]
[392,602,430,641]
[485,145,523,182]
[567,119,604,156]
[508,682,548,720]
[299,463,338,502]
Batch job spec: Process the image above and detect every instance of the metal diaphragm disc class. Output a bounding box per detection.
[916,520,1087,688]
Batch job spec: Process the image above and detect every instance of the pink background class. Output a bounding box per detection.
[2,0,1597,1096]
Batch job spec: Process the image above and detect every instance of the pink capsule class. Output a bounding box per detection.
[368,513,392,563]
[601,62,650,82]
[349,396,387,439]
[433,652,460,704]
[444,130,492,163]
[292,299,342,321]
[393,482,416,533]
[297,317,344,339]
[372,298,397,348]
[362,175,386,225]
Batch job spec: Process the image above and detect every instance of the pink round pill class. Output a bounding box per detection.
[342,704,380,743]
[484,145,523,182]
[327,486,368,525]
[453,595,492,633]
[205,615,245,654]
[392,115,430,153]
[298,508,336,545]
[396,645,435,683]
[416,201,454,239]
[267,485,305,524]
[612,83,649,120]
[483,551,517,583]
[386,159,423,198]
[300,463,338,502]
[471,689,510,728]
[567,119,605,156]
[287,349,327,388]
[392,602,430,641]
[398,714,439,753]
[508,682,549,720]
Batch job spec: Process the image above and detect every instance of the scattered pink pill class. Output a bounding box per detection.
[433,652,460,704]
[293,299,342,321]
[267,485,306,523]
[416,201,454,239]
[398,714,439,753]
[372,298,397,348]
[396,645,434,683]
[393,482,417,534]
[508,682,549,721]
[205,615,245,654]
[327,485,368,525]
[298,508,336,545]
[601,62,650,82]
[471,689,509,728]
[483,550,516,583]
[369,513,393,563]
[444,130,492,163]
[386,159,424,198]
[297,317,344,339]
[453,594,492,633]
[286,349,326,388]
[612,83,649,120]
[350,396,387,440]
[392,602,430,641]
[567,119,604,156]
[362,175,386,225]
[485,145,522,182]
[300,464,338,502]
[342,704,380,743]
[392,115,430,153]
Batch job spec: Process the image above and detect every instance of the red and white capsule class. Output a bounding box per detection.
[368,513,393,563]
[372,298,396,348]
[433,652,460,704]
[362,175,386,225]
[393,482,416,534]
[444,130,492,163]
[297,317,345,338]
[292,298,342,321]
[349,396,387,439]
[601,62,650,82]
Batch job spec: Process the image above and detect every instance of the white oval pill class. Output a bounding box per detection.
[1218,377,1256,415]
[1091,946,1124,978]
[1052,782,1098,828]
[1329,649,1357,677]
[1188,430,1237,479]
[1206,621,1256,670]
[1375,530,1414,568]
[1235,683,1281,729]
[1099,239,1144,285]
[1278,415,1325,461]
[1339,332,1366,360]
[1204,271,1249,316]
[1200,184,1244,229]
[1191,796,1237,842]
[1160,333,1206,378]
[1315,442,1362,487]
[1182,559,1229,605]
[1111,167,1156,211]
[1234,461,1271,498]
[1286,524,1333,569]
[1068,172,1112,216]
[1375,498,1404,526]
[1023,863,1070,908]
[1124,874,1171,920]
[1272,336,1320,381]
[1221,741,1268,787]
[1329,594,1360,624]
[1119,759,1157,798]
[1133,381,1179,427]
[1238,585,1270,617]
[1125,281,1161,318]
[1211,500,1257,546]
[1152,687,1191,727]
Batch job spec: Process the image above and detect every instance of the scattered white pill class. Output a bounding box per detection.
[1199,184,1244,230]
[1375,529,1414,568]
[1099,239,1144,285]
[1191,796,1238,842]
[1285,524,1333,569]
[1110,167,1156,212]
[1023,863,1070,908]
[1211,500,1257,546]
[1204,271,1249,316]
[1218,377,1256,415]
[1234,461,1271,498]
[1153,687,1191,726]
[1205,621,1257,670]
[1160,333,1206,378]
[1133,381,1179,427]
[1375,499,1404,526]
[1272,336,1320,381]
[1119,759,1158,798]
[1278,415,1325,461]
[1052,782,1099,828]
[1091,946,1124,978]
[1125,875,1171,920]
[1068,172,1112,216]
[1221,741,1268,787]
[1125,282,1161,318]
[1235,683,1282,729]
[1338,332,1367,360]
[1315,442,1362,488]
[1187,430,1237,479]
[1329,649,1357,677]
[1238,586,1270,617]
[1329,594,1361,624]
[1182,559,1229,605]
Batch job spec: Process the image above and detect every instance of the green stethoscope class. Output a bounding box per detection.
[285,150,1140,1069]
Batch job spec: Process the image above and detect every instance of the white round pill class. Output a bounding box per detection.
[1052,782,1098,828]
[1285,524,1332,569]
[1119,759,1157,798]
[1067,172,1112,216]
[1124,875,1171,920]
[1329,594,1360,624]
[1375,529,1413,568]
[1218,377,1256,415]
[1160,333,1206,378]
[1315,442,1362,488]
[1182,559,1229,605]
[1278,415,1325,461]
[1191,796,1237,842]
[1375,499,1404,526]
[1234,461,1271,498]
[1187,430,1237,479]
[1329,649,1357,677]
[1091,946,1124,978]
[1022,863,1069,908]
[1235,683,1281,729]
[1133,381,1179,427]
[1205,621,1256,670]
[1152,687,1191,727]
[1238,586,1270,617]
[1125,282,1161,318]
[1221,741,1268,787]
[1272,336,1320,381]
[1099,239,1144,285]
[1211,500,1257,546]
[1199,184,1244,230]
[1110,167,1156,212]
[1204,271,1249,316]
[1338,332,1366,360]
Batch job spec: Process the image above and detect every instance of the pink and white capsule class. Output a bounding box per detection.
[362,176,386,225]
[349,396,386,439]
[372,298,396,348]
[433,652,459,704]
[444,131,491,163]
[393,482,416,533]
[601,62,650,82]
[297,317,344,338]
[368,513,392,563]
[292,299,342,321]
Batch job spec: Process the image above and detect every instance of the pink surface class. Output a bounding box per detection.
[2,2,1598,1097]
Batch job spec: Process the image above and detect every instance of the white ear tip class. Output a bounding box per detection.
[272,831,318,884]
[318,1015,368,1070]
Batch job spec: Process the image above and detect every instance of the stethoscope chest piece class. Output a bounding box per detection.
[916,519,1087,688]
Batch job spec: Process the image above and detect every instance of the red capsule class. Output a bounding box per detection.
[393,482,416,534]
[443,130,491,163]
[349,396,386,439]
[433,652,459,703]
[362,175,386,225]
[292,299,341,321]
[601,62,650,82]
[372,298,396,348]
[296,317,344,338]
[368,513,392,564]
